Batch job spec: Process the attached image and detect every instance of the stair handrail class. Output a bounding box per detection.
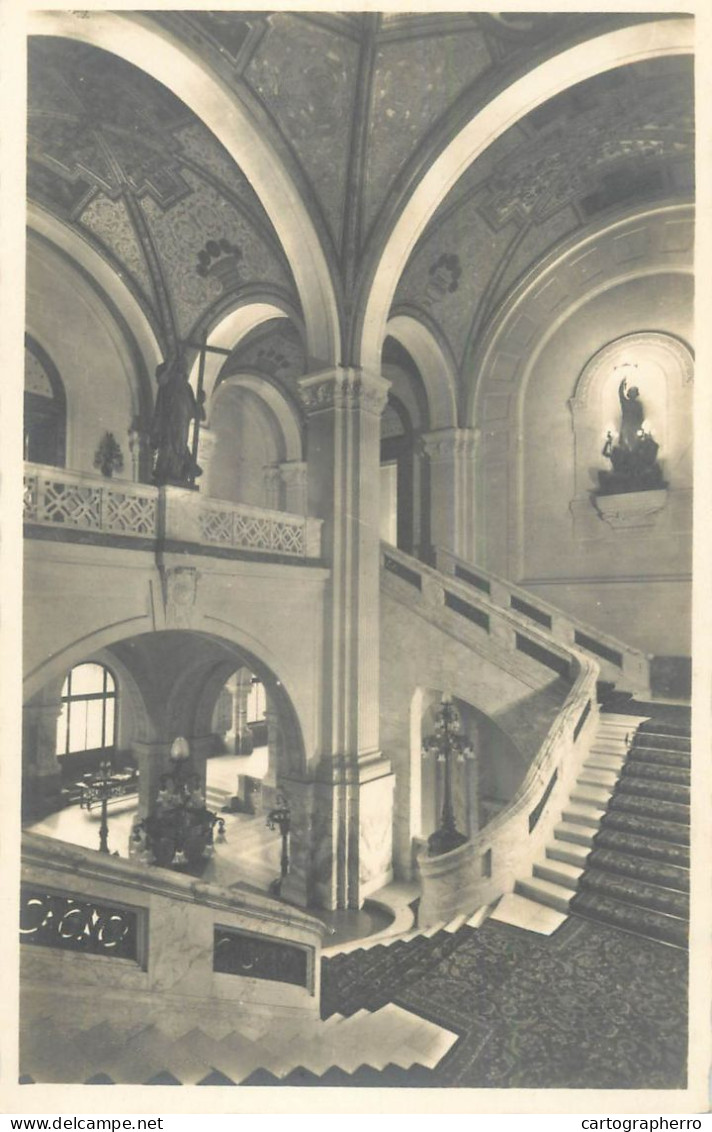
[379,544,601,925]
[432,545,652,694]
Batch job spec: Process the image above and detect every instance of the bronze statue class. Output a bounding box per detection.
[597,373,664,496]
[149,352,205,487]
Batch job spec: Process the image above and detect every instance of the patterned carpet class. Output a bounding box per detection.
[317,916,687,1089]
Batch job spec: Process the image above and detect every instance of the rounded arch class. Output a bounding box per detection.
[210,372,303,461]
[357,18,693,371]
[30,10,340,365]
[385,314,458,431]
[24,625,308,775]
[188,301,300,409]
[27,202,161,413]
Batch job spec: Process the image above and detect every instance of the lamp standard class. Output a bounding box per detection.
[80,757,119,854]
[266,794,291,895]
[422,695,475,856]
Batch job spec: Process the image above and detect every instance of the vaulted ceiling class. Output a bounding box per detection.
[27,12,694,388]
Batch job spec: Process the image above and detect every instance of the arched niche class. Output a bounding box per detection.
[357,18,692,370]
[570,332,694,503]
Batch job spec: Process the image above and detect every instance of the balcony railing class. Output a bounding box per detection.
[23,464,322,561]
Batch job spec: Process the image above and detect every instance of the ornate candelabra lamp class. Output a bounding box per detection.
[133,737,224,871]
[422,695,475,857]
[266,794,291,895]
[80,757,123,854]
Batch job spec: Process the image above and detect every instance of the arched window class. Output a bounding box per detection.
[56,663,117,757]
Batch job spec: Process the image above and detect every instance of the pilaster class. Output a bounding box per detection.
[421,427,478,560]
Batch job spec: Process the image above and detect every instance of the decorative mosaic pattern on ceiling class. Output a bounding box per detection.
[245,13,360,250]
[362,30,493,240]
[27,37,297,347]
[394,60,694,371]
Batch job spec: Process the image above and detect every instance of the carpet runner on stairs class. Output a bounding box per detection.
[569,711,690,949]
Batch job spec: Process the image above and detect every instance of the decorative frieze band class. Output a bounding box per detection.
[297,368,390,417]
[421,428,478,462]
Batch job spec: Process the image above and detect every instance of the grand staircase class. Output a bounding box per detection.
[502,705,690,948]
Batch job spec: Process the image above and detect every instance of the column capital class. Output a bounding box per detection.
[297,367,390,417]
[278,460,308,487]
[421,427,478,461]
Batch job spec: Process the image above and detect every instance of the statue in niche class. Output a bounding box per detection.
[597,371,666,496]
[149,351,205,487]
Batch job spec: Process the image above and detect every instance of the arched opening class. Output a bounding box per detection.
[23,629,308,898]
[24,336,66,467]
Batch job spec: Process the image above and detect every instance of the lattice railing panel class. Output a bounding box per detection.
[199,502,307,557]
[24,465,158,540]
[104,491,157,536]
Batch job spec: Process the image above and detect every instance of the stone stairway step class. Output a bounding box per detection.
[571,783,614,807]
[608,793,690,824]
[621,761,690,786]
[571,890,688,949]
[165,1027,243,1085]
[102,1024,180,1085]
[547,841,591,867]
[586,847,689,893]
[633,734,690,753]
[594,827,689,868]
[601,810,689,847]
[628,746,690,769]
[578,767,620,788]
[489,891,568,935]
[20,1019,95,1085]
[533,859,583,890]
[443,913,469,933]
[562,802,606,828]
[515,876,574,913]
[555,821,595,847]
[579,869,689,919]
[584,756,624,774]
[616,777,690,804]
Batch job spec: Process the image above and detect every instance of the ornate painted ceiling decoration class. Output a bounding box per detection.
[245,14,360,251]
[393,60,694,374]
[362,29,493,241]
[27,37,299,351]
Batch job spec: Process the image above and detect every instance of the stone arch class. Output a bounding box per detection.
[357,18,693,371]
[27,204,160,419]
[209,373,302,461]
[30,10,340,365]
[188,301,300,411]
[385,314,458,431]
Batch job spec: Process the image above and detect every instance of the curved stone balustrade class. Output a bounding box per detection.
[380,544,600,926]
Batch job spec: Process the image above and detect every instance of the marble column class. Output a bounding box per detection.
[297,367,396,910]
[421,427,478,561]
[132,739,172,818]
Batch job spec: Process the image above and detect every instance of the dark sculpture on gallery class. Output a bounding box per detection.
[149,351,206,488]
[131,737,224,872]
[597,372,666,495]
